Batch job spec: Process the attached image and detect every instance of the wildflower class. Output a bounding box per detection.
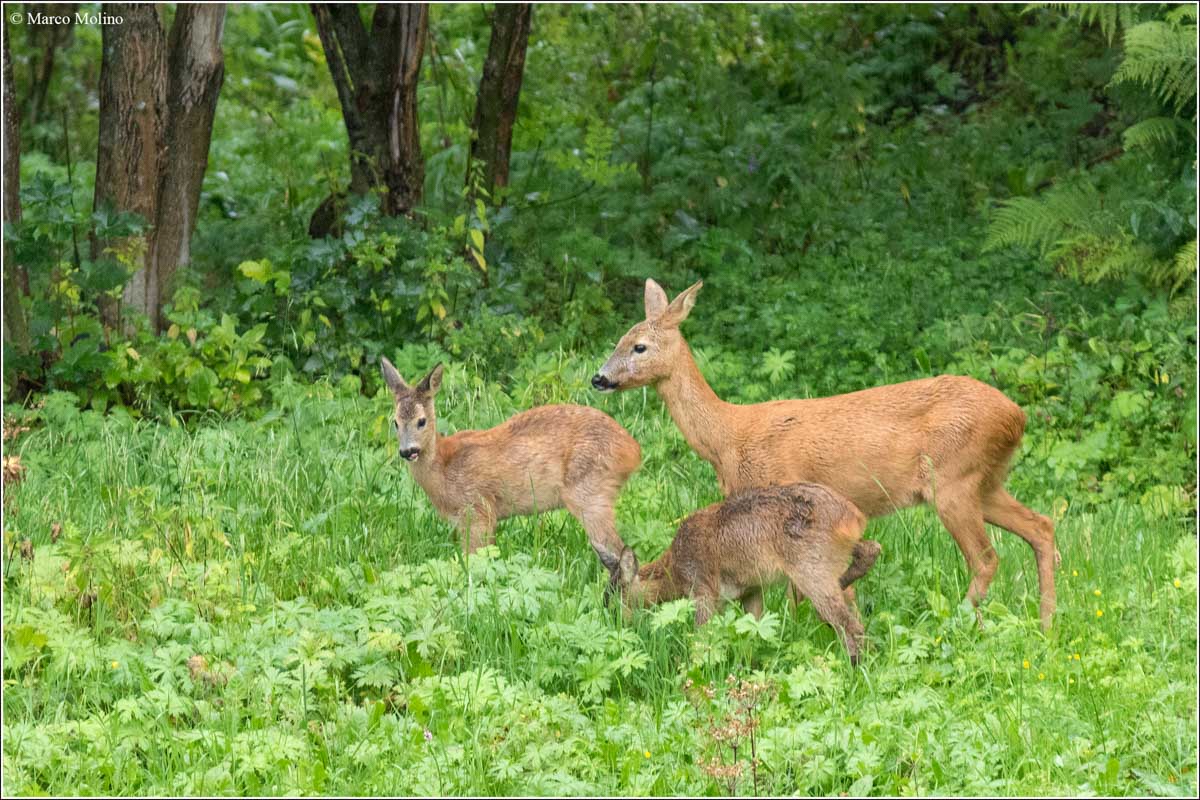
[1174,579,1182,588]
[1093,589,1101,597]
[1073,653,1081,661]
[1022,660,1030,670]
[1072,570,1078,577]
[644,750,651,759]
[111,660,120,670]
[1038,672,1045,681]
[1095,609,1103,618]
[3,416,30,442]
[423,728,433,742]
[3,455,25,488]
[1068,678,1075,685]
[187,654,209,681]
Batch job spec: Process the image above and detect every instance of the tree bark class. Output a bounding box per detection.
[150,3,226,331]
[91,3,225,333]
[24,4,78,128]
[92,4,167,329]
[3,20,31,355]
[467,3,532,205]
[311,3,428,219]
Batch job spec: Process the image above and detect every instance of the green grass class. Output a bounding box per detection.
[3,373,1195,796]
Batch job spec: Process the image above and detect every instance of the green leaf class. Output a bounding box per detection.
[238,259,272,283]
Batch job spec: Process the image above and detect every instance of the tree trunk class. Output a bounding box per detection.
[467,3,532,205]
[311,3,428,220]
[3,20,31,356]
[92,4,167,330]
[150,3,226,331]
[24,4,78,128]
[91,3,225,333]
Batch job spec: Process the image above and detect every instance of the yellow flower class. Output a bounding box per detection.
[1093,589,1102,597]
[644,750,651,759]
[110,661,119,670]
[1068,678,1075,685]
[1174,579,1182,588]
[1072,570,1079,577]
[1037,672,1045,681]
[1073,653,1081,661]
[1022,659,1031,669]
[1095,609,1103,618]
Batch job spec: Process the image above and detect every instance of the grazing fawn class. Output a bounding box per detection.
[594,279,1059,629]
[617,483,881,663]
[382,359,642,590]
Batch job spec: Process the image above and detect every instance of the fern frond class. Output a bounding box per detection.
[984,183,1106,256]
[1049,233,1154,284]
[1026,2,1140,44]
[1164,238,1198,291]
[1121,116,1183,149]
[1165,4,1197,25]
[1111,20,1198,114]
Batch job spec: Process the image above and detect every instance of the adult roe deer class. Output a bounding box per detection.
[593,279,1059,628]
[382,359,641,593]
[617,483,882,663]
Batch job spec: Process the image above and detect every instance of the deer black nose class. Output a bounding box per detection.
[591,374,611,390]
[400,447,421,461]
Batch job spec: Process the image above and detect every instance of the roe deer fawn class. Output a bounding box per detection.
[617,483,880,663]
[594,279,1059,629]
[382,359,642,592]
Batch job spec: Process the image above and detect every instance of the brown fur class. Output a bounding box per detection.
[619,483,880,663]
[382,360,642,583]
[596,279,1059,629]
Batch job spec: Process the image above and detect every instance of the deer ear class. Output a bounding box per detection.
[658,280,702,328]
[617,546,639,586]
[417,363,444,396]
[644,278,669,321]
[381,357,408,395]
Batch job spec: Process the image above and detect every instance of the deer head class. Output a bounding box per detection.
[592,278,702,392]
[381,359,443,462]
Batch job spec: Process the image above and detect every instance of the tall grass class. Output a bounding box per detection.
[2,376,1196,795]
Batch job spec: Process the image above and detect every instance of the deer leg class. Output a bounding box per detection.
[839,539,881,608]
[741,587,764,619]
[457,505,496,553]
[565,492,629,587]
[933,485,997,624]
[792,572,866,665]
[983,488,1058,630]
[694,590,720,626]
[840,540,881,589]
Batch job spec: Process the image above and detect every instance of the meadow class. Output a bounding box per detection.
[2,3,1197,796]
[2,356,1196,795]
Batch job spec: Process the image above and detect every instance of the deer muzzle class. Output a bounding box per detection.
[591,373,617,392]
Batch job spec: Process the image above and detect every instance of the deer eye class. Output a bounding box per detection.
[633,343,648,354]
[417,418,427,429]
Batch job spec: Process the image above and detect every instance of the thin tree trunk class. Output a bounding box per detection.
[25,4,78,128]
[467,3,532,205]
[311,3,428,222]
[3,20,31,356]
[92,4,167,330]
[150,3,226,331]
